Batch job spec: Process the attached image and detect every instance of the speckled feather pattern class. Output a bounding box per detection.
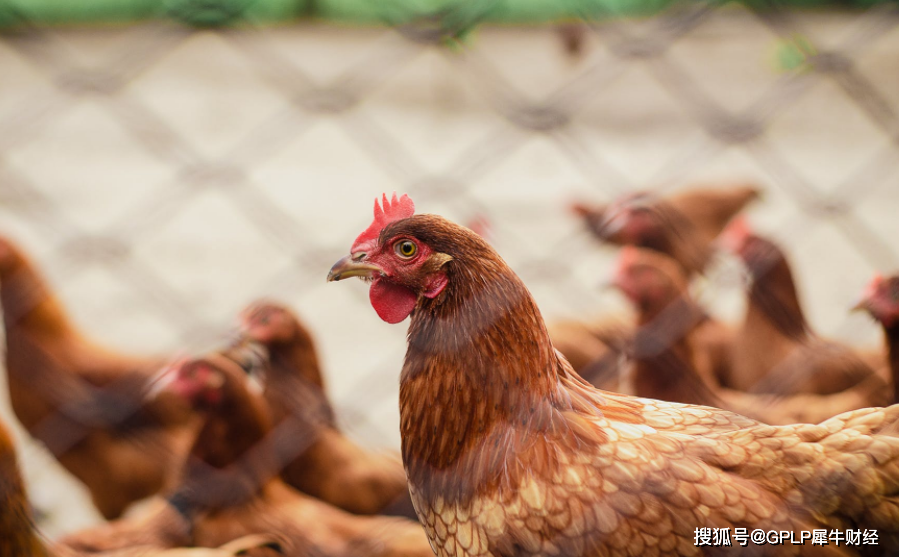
[361,214,899,557]
[411,378,899,556]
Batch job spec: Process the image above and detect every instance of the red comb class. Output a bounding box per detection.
[351,193,415,253]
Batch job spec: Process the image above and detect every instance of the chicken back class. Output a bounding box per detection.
[329,193,899,556]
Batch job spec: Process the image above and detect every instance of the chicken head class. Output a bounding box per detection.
[328,193,451,324]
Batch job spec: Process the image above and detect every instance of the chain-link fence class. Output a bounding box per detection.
[1,0,899,543]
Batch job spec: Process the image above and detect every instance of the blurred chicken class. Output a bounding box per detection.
[613,246,889,424]
[152,537,284,557]
[236,302,415,518]
[572,183,759,276]
[855,274,899,402]
[54,497,192,554]
[0,412,281,557]
[555,184,756,381]
[721,219,881,398]
[0,235,200,519]
[546,318,631,390]
[1,414,48,557]
[156,353,433,557]
[610,247,727,405]
[329,193,899,555]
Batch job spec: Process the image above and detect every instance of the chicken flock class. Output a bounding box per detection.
[2,185,899,556]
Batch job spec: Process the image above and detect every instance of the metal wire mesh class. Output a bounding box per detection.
[1,0,899,542]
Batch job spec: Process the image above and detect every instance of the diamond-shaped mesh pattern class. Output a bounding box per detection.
[1,0,899,541]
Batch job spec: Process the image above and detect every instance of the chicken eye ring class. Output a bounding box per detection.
[395,240,417,259]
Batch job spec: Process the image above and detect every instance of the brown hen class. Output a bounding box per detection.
[0,412,281,557]
[572,183,759,276]
[721,221,881,399]
[0,235,200,519]
[155,351,433,557]
[329,193,899,556]
[612,246,889,425]
[855,274,899,403]
[610,247,730,405]
[557,184,756,381]
[235,302,414,517]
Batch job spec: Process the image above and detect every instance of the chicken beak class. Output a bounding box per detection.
[850,298,871,313]
[327,255,383,282]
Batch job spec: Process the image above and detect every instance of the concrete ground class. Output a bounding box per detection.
[0,5,898,539]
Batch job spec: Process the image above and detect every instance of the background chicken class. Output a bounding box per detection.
[856,274,899,402]
[720,219,882,398]
[155,352,434,557]
[1,410,48,557]
[54,497,192,555]
[0,411,282,557]
[612,245,890,425]
[0,235,201,520]
[552,184,756,385]
[609,246,725,405]
[330,194,899,556]
[572,184,760,277]
[236,301,415,518]
[546,318,632,390]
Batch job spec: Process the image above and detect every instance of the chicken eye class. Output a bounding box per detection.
[395,240,417,258]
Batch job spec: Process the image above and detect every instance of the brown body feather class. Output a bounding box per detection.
[0,237,200,520]
[629,297,724,408]
[0,419,49,557]
[559,185,753,384]
[615,249,890,426]
[727,236,880,399]
[574,184,758,276]
[237,302,415,518]
[547,318,631,390]
[856,275,899,403]
[887,325,899,403]
[54,498,193,555]
[1,415,279,557]
[363,215,899,556]
[156,353,433,557]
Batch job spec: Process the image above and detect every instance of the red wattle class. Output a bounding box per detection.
[370,278,418,324]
